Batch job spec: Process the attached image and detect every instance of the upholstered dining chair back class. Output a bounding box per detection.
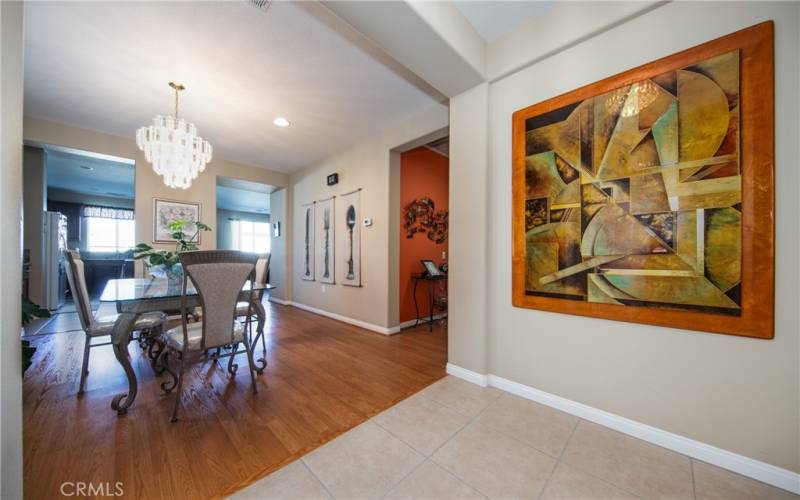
[64,250,95,333]
[255,253,270,286]
[179,250,257,351]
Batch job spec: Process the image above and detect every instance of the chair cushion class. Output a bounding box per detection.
[88,312,168,337]
[162,320,245,352]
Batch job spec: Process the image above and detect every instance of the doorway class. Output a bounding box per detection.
[22,144,135,334]
[215,176,273,253]
[398,137,449,329]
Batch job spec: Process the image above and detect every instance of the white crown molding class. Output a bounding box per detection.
[446,363,800,495]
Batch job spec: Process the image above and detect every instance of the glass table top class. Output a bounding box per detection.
[100,278,275,303]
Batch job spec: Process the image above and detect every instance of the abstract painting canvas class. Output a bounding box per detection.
[512,22,774,338]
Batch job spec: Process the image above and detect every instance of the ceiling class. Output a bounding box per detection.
[46,148,135,199]
[23,1,439,174]
[216,186,271,215]
[453,1,557,42]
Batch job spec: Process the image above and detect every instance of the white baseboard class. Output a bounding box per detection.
[288,301,395,335]
[446,364,800,494]
[267,297,291,306]
[446,363,488,387]
[397,313,448,331]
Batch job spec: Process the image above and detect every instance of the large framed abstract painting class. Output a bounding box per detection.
[511,22,774,338]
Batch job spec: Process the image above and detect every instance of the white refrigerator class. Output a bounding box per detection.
[42,212,68,310]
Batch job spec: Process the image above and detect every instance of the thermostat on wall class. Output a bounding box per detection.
[362,217,373,227]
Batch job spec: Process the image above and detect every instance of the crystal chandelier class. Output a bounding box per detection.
[136,82,212,189]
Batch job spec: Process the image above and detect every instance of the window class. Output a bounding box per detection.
[85,208,135,253]
[231,220,270,253]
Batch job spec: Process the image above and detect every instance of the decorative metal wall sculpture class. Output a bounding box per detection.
[316,197,335,284]
[403,197,448,244]
[301,202,315,281]
[340,189,362,287]
[511,22,774,338]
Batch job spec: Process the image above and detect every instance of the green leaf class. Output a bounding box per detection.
[21,297,50,326]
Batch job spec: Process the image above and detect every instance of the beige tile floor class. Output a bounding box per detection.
[231,376,798,500]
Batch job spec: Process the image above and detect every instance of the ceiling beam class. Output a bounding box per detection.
[320,0,486,98]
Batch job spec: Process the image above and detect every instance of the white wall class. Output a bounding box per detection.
[1,2,25,497]
[462,1,799,473]
[289,104,448,329]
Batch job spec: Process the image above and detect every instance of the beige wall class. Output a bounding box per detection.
[289,104,448,329]
[268,188,288,302]
[448,83,489,373]
[448,1,799,473]
[22,146,46,305]
[23,117,289,274]
[1,1,25,497]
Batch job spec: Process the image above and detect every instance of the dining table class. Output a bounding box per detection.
[99,277,275,415]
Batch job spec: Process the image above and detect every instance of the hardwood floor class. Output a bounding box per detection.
[22,302,447,499]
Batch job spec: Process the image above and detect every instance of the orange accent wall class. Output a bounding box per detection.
[399,147,449,323]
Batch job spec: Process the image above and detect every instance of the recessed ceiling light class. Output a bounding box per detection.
[273,117,290,128]
[80,165,94,170]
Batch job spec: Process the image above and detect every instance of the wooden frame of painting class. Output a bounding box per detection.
[511,21,774,339]
[152,198,202,244]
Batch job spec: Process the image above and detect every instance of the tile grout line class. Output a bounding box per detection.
[300,456,337,499]
[424,387,514,499]
[555,419,646,500]
[378,456,428,500]
[557,416,581,461]
[371,397,489,500]
[537,416,583,500]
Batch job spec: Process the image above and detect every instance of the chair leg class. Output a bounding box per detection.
[77,335,92,395]
[243,337,258,394]
[170,354,185,423]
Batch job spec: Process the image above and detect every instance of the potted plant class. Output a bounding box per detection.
[133,219,211,283]
[21,297,50,374]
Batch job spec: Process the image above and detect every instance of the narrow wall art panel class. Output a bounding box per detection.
[316,197,335,284]
[511,22,774,338]
[340,189,362,287]
[301,202,315,281]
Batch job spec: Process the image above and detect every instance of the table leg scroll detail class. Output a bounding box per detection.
[250,300,268,375]
[110,313,139,415]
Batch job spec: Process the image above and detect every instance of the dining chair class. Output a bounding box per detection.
[158,250,259,422]
[236,252,270,352]
[64,250,168,395]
